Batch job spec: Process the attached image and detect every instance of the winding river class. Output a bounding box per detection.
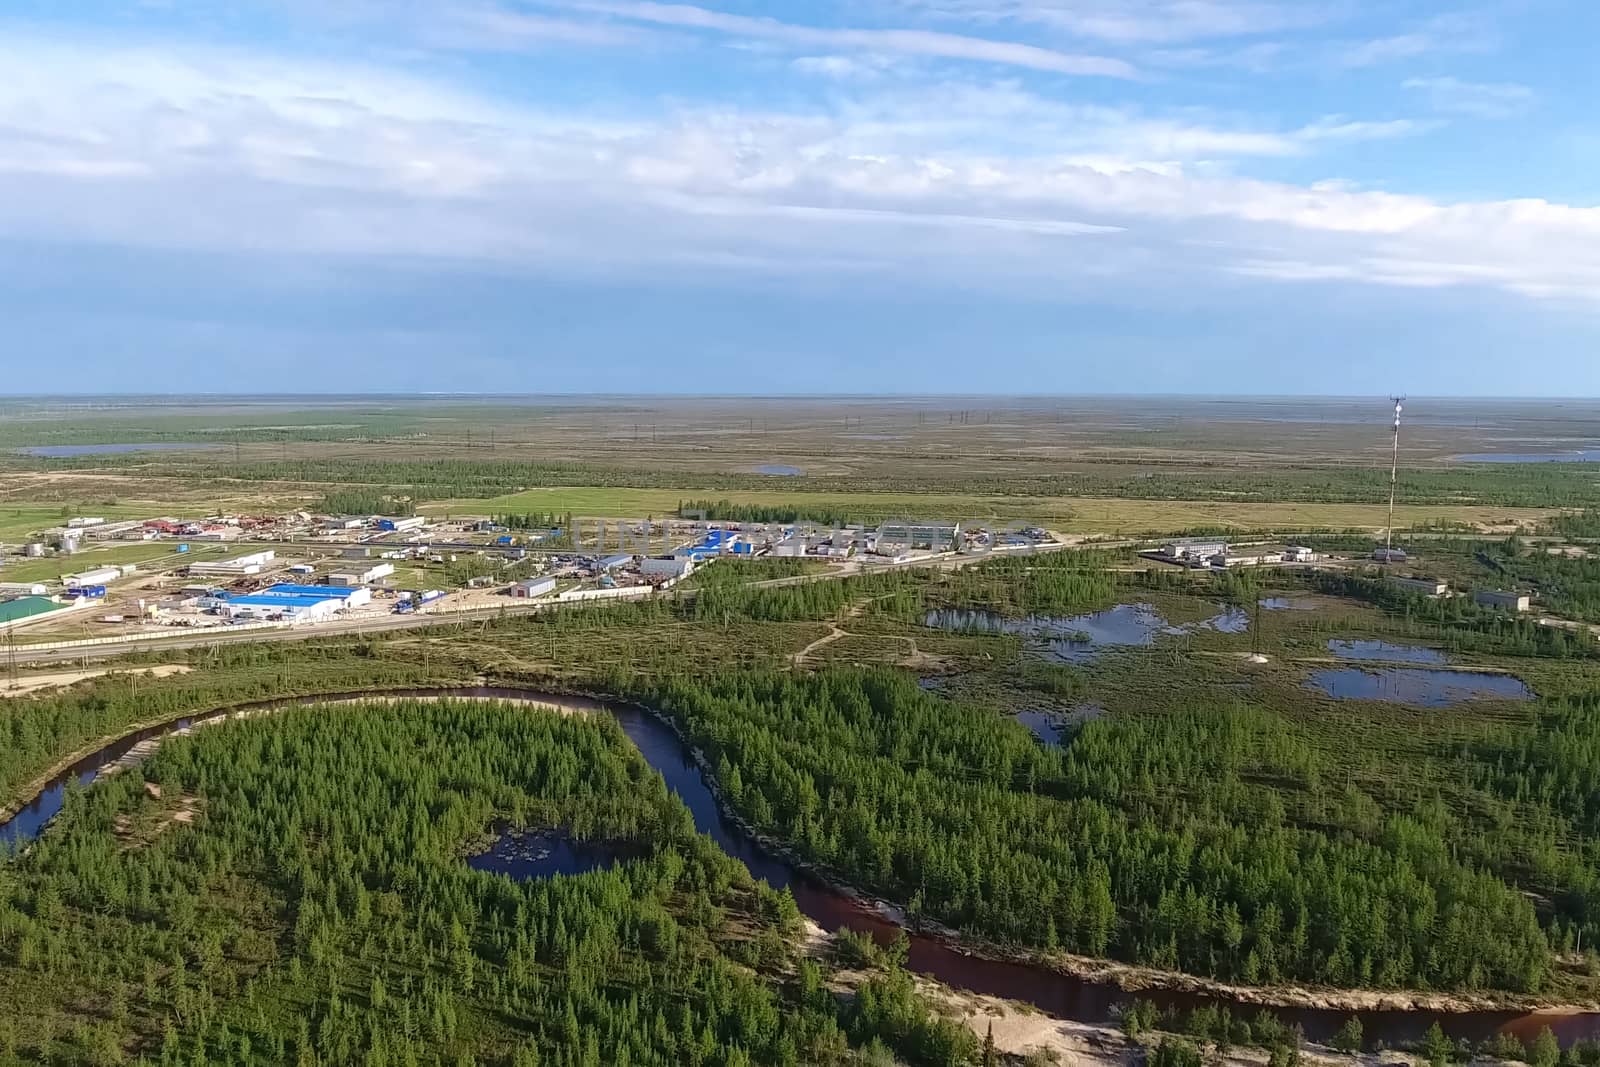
[2,686,1596,1050]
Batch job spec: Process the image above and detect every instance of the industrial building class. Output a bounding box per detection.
[191,524,241,542]
[66,516,105,528]
[328,563,395,586]
[1373,547,1409,564]
[65,567,123,588]
[1390,576,1448,597]
[597,554,634,572]
[225,592,343,622]
[1162,538,1228,561]
[1475,590,1531,612]
[377,516,426,533]
[641,556,694,580]
[675,529,741,561]
[1283,546,1317,563]
[0,596,75,629]
[82,519,147,541]
[222,583,371,620]
[511,577,558,598]
[190,550,277,577]
[878,523,959,551]
[0,582,48,597]
[771,538,808,558]
[323,516,368,531]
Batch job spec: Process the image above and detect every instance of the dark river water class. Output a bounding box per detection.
[2,686,1595,1048]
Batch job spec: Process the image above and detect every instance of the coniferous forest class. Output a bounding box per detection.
[652,668,1583,994]
[0,700,972,1066]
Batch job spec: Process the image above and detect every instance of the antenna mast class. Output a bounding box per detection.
[1386,397,1405,557]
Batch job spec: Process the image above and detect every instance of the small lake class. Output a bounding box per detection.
[467,828,646,880]
[1260,597,1318,611]
[16,443,221,458]
[755,464,805,476]
[1307,668,1534,707]
[926,603,1250,662]
[1328,639,1448,665]
[1455,450,1600,464]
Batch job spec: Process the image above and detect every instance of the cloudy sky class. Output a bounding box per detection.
[3,0,1597,394]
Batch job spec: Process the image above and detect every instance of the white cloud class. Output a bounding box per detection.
[889,0,1332,44]
[550,0,1137,76]
[1339,12,1494,67]
[1402,76,1533,119]
[1,30,1596,307]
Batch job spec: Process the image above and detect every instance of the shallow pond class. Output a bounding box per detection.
[1328,639,1448,665]
[468,828,646,879]
[926,602,1250,662]
[1014,711,1065,746]
[1307,668,1533,707]
[1260,597,1319,611]
[755,464,805,476]
[17,442,221,457]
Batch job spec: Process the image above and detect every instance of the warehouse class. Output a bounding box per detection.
[1162,538,1228,561]
[191,524,242,542]
[377,516,426,533]
[65,567,122,588]
[0,596,76,630]
[878,523,959,551]
[641,556,694,580]
[1390,576,1449,597]
[224,593,344,622]
[511,577,558,598]
[0,582,48,596]
[328,563,395,586]
[323,516,369,530]
[255,583,372,609]
[1475,590,1531,612]
[83,519,146,541]
[597,554,634,572]
[190,550,277,577]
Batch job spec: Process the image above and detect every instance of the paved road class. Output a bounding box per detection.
[9,539,1135,668]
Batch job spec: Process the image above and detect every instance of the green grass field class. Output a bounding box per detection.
[422,488,1557,535]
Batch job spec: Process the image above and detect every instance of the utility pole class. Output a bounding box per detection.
[1386,397,1405,558]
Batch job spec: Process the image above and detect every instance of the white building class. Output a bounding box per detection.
[641,556,694,580]
[1163,538,1228,561]
[189,550,277,577]
[327,562,395,586]
[66,517,105,528]
[322,516,369,530]
[0,582,48,596]
[64,567,122,587]
[1475,590,1531,612]
[1390,576,1448,597]
[511,576,558,598]
[1283,546,1317,563]
[771,539,809,558]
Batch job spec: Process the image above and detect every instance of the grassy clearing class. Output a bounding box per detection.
[422,489,1558,534]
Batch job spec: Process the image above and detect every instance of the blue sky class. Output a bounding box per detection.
[2,0,1597,394]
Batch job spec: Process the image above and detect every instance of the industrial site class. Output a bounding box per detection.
[0,509,1066,646]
